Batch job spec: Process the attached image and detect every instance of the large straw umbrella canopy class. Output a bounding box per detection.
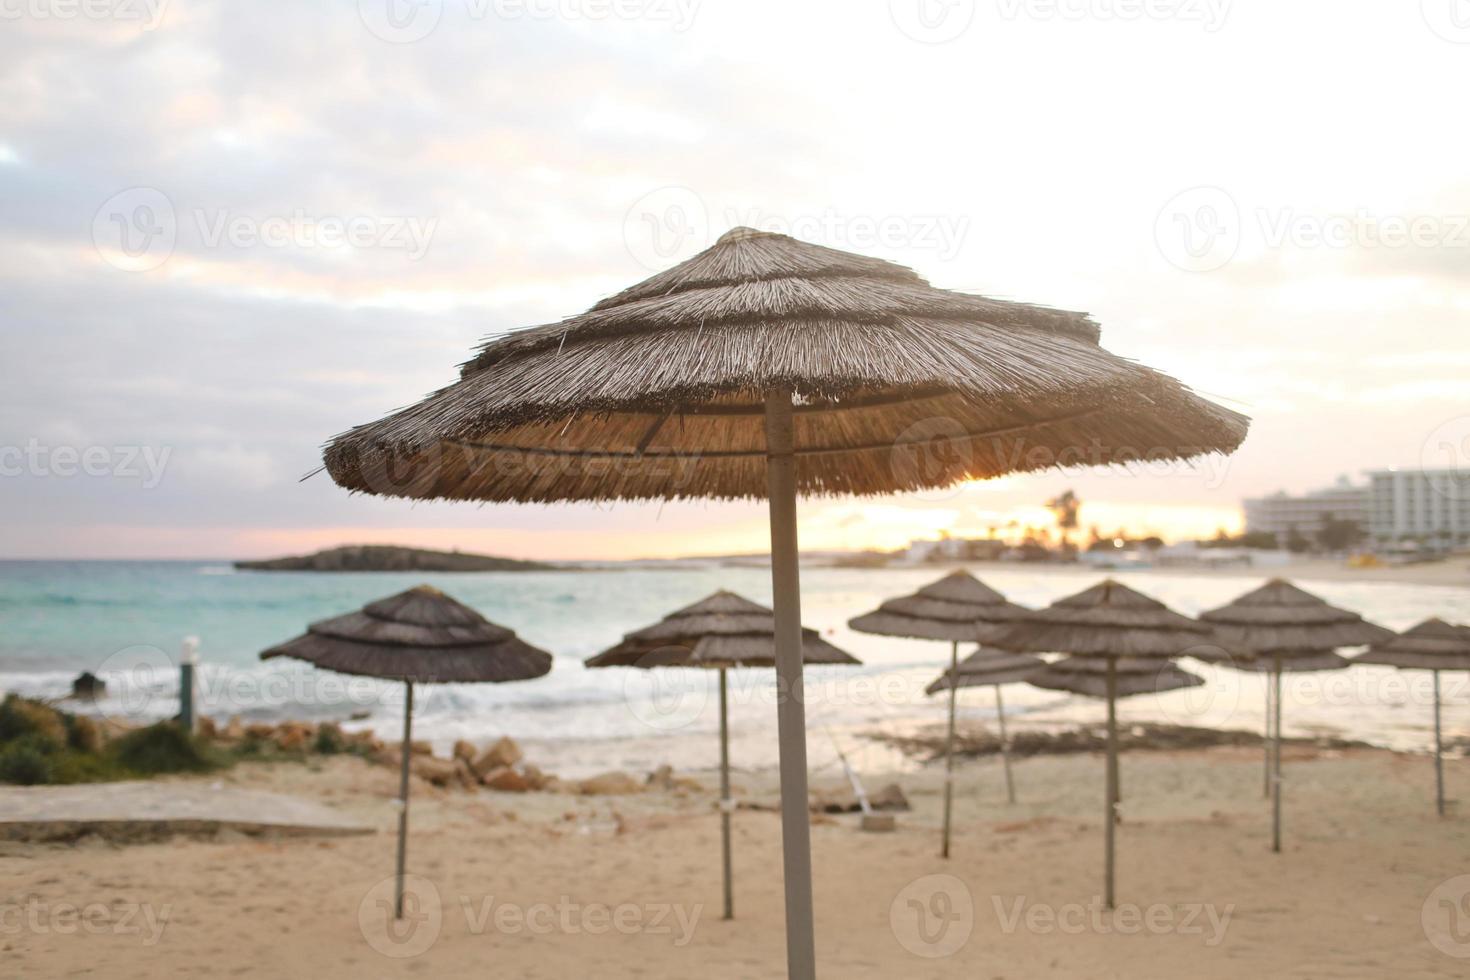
[319,227,1248,978]
[586,590,858,921]
[1197,579,1392,852]
[991,579,1211,908]
[260,585,552,918]
[1028,655,1205,698]
[850,571,1030,853]
[1357,618,1470,816]
[924,646,1045,821]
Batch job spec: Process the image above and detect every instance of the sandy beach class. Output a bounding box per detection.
[5,740,1466,978]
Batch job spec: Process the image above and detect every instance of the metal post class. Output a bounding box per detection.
[995,685,1015,805]
[764,388,816,980]
[1263,673,1273,799]
[1433,670,1444,818]
[941,641,958,858]
[394,681,414,919]
[1271,659,1282,854]
[1105,658,1118,910]
[179,637,199,734]
[719,667,734,919]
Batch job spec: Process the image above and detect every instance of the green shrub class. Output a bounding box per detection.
[108,723,219,775]
[0,741,52,785]
[313,723,346,755]
[62,714,103,753]
[0,695,67,749]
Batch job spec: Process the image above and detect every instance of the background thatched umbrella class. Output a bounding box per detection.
[1198,579,1392,853]
[992,579,1210,908]
[321,227,1247,977]
[1357,618,1470,816]
[585,590,859,921]
[925,647,1045,816]
[260,585,552,918]
[850,571,1029,855]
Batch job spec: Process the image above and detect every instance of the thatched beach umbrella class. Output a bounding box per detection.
[1357,618,1470,816]
[992,579,1210,908]
[260,585,552,918]
[320,227,1247,977]
[850,571,1029,855]
[586,590,858,921]
[1198,579,1392,853]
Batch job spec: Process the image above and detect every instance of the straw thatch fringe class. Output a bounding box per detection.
[322,229,1248,504]
[260,585,553,684]
[1225,651,1351,674]
[585,590,859,669]
[1029,658,1205,699]
[992,580,1208,658]
[850,571,1029,642]
[925,649,1047,694]
[1200,579,1392,656]
[1356,618,1470,671]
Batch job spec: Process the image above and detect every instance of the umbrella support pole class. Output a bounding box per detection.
[941,641,958,858]
[394,681,414,920]
[719,667,734,919]
[1434,670,1444,818]
[1271,659,1282,853]
[1105,659,1117,910]
[764,389,816,980]
[1263,675,1273,799]
[995,685,1015,805]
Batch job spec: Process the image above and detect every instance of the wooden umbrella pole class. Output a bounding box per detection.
[1433,670,1444,818]
[720,667,734,919]
[764,389,817,980]
[1263,674,1273,799]
[1271,659,1283,854]
[1105,658,1118,910]
[995,685,1015,805]
[941,641,959,859]
[394,681,414,920]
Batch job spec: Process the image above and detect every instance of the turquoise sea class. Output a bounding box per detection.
[1,561,1466,778]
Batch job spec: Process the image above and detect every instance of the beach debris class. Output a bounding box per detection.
[471,736,522,776]
[577,771,642,795]
[481,766,531,793]
[69,671,106,701]
[452,739,476,763]
[645,764,703,793]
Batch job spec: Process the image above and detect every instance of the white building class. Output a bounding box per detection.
[1367,469,1470,547]
[1243,477,1370,542]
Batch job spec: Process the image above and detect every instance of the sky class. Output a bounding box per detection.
[1,0,1468,561]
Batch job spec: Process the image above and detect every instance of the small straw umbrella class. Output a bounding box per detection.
[1356,618,1470,816]
[924,647,1046,813]
[849,570,1030,855]
[260,585,552,918]
[320,227,1248,978]
[585,590,859,921]
[1198,579,1392,853]
[991,579,1210,908]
